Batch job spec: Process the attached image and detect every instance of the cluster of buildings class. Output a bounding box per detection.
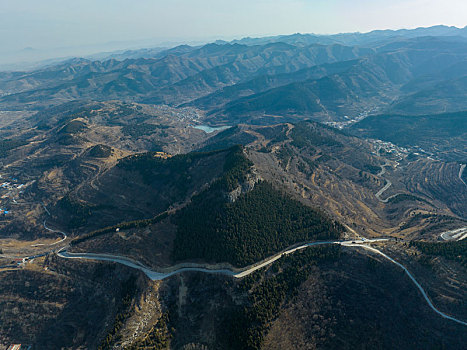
[153,104,203,123]
[325,107,379,129]
[154,151,172,159]
[0,175,26,216]
[1,177,24,191]
[408,145,440,161]
[5,345,32,350]
[1,182,23,190]
[371,139,408,158]
[370,139,440,162]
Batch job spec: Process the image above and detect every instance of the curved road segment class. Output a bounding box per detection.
[31,220,67,247]
[31,204,67,247]
[57,238,467,326]
[459,164,466,187]
[343,243,467,326]
[13,164,467,327]
[58,240,363,280]
[440,227,467,241]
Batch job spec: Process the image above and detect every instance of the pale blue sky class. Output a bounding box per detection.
[0,0,466,60]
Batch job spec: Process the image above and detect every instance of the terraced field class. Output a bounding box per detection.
[402,160,467,218]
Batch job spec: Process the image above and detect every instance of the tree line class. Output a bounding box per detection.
[223,245,342,349]
[173,179,343,267]
[0,138,27,158]
[71,212,168,246]
[410,240,466,266]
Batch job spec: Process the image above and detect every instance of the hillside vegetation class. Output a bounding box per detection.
[411,240,467,266]
[173,147,343,266]
[2,26,467,350]
[350,111,467,161]
[55,147,233,230]
[2,32,467,123]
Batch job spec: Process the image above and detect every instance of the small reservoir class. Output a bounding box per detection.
[193,125,230,133]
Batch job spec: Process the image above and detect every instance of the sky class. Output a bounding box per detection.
[0,0,466,63]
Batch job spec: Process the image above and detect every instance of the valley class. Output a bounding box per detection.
[1,112,466,348]
[1,25,466,349]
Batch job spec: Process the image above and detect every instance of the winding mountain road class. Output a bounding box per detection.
[375,159,407,203]
[375,180,393,203]
[58,240,367,280]
[31,205,67,247]
[9,157,467,327]
[440,227,467,241]
[342,242,467,326]
[459,164,466,187]
[375,159,466,242]
[375,160,397,203]
[31,220,67,247]
[57,237,467,326]
[58,239,389,281]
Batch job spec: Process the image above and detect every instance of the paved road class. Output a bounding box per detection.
[31,204,67,247]
[31,220,67,247]
[43,221,67,244]
[375,160,395,203]
[377,159,389,177]
[59,250,238,280]
[375,180,392,203]
[9,168,467,327]
[58,239,388,280]
[375,160,466,242]
[57,238,467,326]
[375,157,409,203]
[459,164,466,187]
[440,227,467,241]
[343,242,467,326]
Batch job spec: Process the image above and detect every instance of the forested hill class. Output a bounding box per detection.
[172,146,343,267]
[54,146,243,231]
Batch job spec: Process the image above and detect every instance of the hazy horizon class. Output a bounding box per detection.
[1,0,466,67]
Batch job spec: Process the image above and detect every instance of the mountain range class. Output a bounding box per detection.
[0,25,466,349]
[1,26,467,124]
